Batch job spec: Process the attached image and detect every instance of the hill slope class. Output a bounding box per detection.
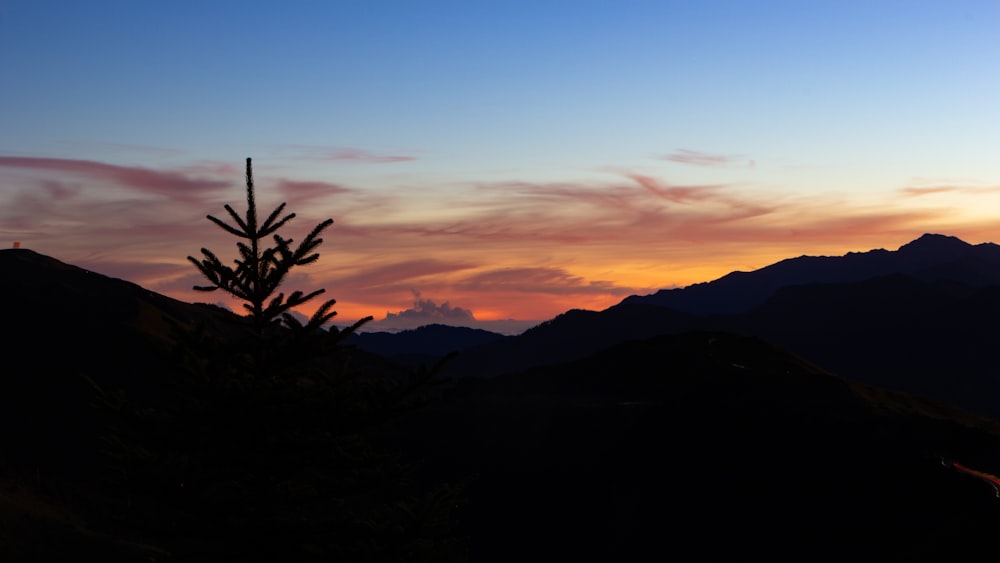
[1,248,243,483]
[6,249,1000,561]
[405,331,1000,562]
[440,236,1000,419]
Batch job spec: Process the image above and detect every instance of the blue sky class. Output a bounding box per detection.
[2,1,1000,332]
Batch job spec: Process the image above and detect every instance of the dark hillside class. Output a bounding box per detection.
[5,250,1000,561]
[0,249,440,561]
[0,249,240,484]
[0,248,400,489]
[347,323,508,368]
[439,303,699,378]
[401,331,1000,562]
[440,270,1000,420]
[732,274,1000,417]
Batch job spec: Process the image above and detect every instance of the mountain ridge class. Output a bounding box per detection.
[622,233,1000,315]
[428,234,1000,421]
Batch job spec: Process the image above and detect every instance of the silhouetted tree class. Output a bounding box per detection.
[187,157,369,378]
[90,158,466,562]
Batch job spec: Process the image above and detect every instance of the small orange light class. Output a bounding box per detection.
[12,242,20,248]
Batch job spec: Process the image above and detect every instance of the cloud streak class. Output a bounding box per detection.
[275,180,354,206]
[660,149,752,168]
[455,266,637,296]
[322,148,416,163]
[280,145,417,163]
[0,156,231,203]
[900,184,1000,197]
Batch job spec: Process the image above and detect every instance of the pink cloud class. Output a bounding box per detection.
[40,180,81,200]
[179,161,243,177]
[275,180,354,206]
[626,173,726,204]
[73,141,184,158]
[661,149,749,167]
[517,183,642,212]
[368,173,775,247]
[456,266,640,296]
[281,145,416,163]
[334,259,479,291]
[900,186,961,197]
[324,148,415,163]
[900,184,1000,197]
[0,156,230,203]
[283,173,958,275]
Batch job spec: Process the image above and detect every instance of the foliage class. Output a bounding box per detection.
[186,157,369,378]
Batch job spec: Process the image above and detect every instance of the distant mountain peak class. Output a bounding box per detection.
[898,233,971,253]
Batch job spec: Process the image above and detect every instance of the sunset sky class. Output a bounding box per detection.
[3,1,1000,333]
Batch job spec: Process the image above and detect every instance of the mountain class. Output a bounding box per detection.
[727,273,1000,417]
[439,304,699,378]
[326,234,1000,376]
[1,249,240,483]
[7,246,1000,560]
[437,234,1000,419]
[444,273,1000,418]
[404,331,1000,561]
[346,323,508,368]
[0,249,428,561]
[0,248,401,486]
[623,233,1000,315]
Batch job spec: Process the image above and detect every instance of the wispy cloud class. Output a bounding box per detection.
[65,141,184,158]
[418,172,777,246]
[334,259,479,292]
[660,149,752,168]
[900,186,959,197]
[626,173,727,204]
[900,184,1000,197]
[0,156,231,203]
[280,145,417,163]
[323,148,415,163]
[456,266,638,296]
[39,179,81,200]
[275,179,354,206]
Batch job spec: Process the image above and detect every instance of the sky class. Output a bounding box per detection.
[3,1,1000,334]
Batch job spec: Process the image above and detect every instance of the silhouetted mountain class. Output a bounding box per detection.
[0,248,400,484]
[0,249,437,561]
[347,323,507,367]
[403,331,1000,561]
[446,273,1000,418]
[623,233,1000,314]
[352,234,1000,381]
[1,249,238,481]
[8,247,1000,561]
[437,234,1000,418]
[439,304,699,378]
[726,273,1000,418]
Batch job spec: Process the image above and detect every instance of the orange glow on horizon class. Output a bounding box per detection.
[8,155,1000,330]
[151,224,1000,329]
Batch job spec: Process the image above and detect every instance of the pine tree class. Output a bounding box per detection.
[111,157,467,561]
[187,157,369,378]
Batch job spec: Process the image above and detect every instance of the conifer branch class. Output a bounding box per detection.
[189,157,350,376]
